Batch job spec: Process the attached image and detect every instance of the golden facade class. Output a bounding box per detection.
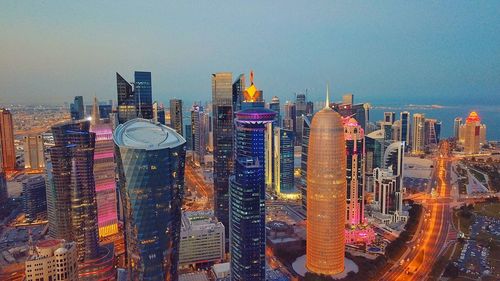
[306,101,347,275]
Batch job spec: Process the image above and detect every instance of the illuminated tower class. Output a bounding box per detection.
[170,98,184,136]
[306,86,346,275]
[114,118,186,281]
[411,113,425,154]
[0,108,16,171]
[344,118,365,226]
[90,97,118,238]
[454,117,462,140]
[229,75,275,281]
[462,111,486,154]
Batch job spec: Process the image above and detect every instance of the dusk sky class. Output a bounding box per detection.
[1,1,499,106]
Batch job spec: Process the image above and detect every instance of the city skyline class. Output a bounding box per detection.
[1,2,499,106]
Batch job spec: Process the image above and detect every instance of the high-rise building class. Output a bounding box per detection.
[232,74,245,112]
[191,105,206,165]
[114,118,186,281]
[179,211,225,267]
[230,102,276,281]
[391,120,401,142]
[134,71,153,119]
[344,118,365,226]
[399,111,410,147]
[424,118,439,147]
[25,240,78,281]
[411,113,425,155]
[268,96,281,126]
[46,121,99,261]
[23,134,45,171]
[153,101,166,125]
[306,89,346,275]
[22,175,47,220]
[90,98,118,238]
[462,111,486,154]
[185,124,193,150]
[170,99,184,136]
[331,96,370,132]
[0,108,16,171]
[454,117,462,140]
[274,127,296,198]
[0,171,6,203]
[384,112,396,124]
[296,93,307,116]
[283,101,296,131]
[70,96,85,120]
[306,101,314,115]
[212,72,234,240]
[300,116,312,211]
[116,72,136,124]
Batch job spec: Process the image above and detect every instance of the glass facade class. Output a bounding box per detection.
[274,128,295,196]
[70,96,84,120]
[344,118,365,226]
[400,111,410,147]
[306,107,346,275]
[230,107,276,281]
[114,119,186,281]
[134,71,153,119]
[116,72,136,124]
[170,99,183,136]
[300,116,311,211]
[22,175,47,220]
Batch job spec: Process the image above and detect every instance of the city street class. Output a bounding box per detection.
[183,163,213,211]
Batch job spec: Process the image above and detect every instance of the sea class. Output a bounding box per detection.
[370,104,500,141]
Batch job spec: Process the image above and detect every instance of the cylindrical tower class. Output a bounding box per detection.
[306,90,347,275]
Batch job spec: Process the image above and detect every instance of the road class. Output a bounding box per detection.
[183,163,213,211]
[383,141,454,280]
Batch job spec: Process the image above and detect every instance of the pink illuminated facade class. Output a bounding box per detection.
[90,99,118,238]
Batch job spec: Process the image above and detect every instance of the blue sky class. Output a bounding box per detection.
[1,1,499,106]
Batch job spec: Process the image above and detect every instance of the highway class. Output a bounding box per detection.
[183,163,213,211]
[383,141,454,281]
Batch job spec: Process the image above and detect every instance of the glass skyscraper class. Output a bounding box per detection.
[134,71,153,120]
[170,99,184,136]
[274,127,296,197]
[70,96,84,120]
[114,118,186,281]
[230,106,276,281]
[116,72,136,124]
[212,72,234,240]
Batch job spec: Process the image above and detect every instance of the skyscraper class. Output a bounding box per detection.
[70,96,84,120]
[90,98,118,238]
[412,113,425,155]
[229,101,276,281]
[274,127,296,198]
[22,175,47,221]
[191,104,206,165]
[23,134,45,171]
[153,101,166,125]
[114,118,186,281]
[344,118,365,226]
[454,117,462,140]
[268,96,281,126]
[134,71,153,119]
[116,72,136,124]
[0,108,16,171]
[170,98,184,136]
[283,101,296,132]
[399,111,410,147]
[462,111,486,154]
[212,72,234,240]
[232,74,245,112]
[424,118,439,147]
[46,121,99,261]
[384,112,396,124]
[300,116,312,211]
[331,94,370,131]
[306,88,346,275]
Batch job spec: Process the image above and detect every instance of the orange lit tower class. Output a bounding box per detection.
[306,85,347,275]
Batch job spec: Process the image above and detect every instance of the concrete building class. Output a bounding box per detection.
[461,111,487,154]
[411,113,425,155]
[170,98,184,136]
[25,239,78,281]
[0,108,16,171]
[22,175,47,221]
[23,134,45,171]
[179,211,225,267]
[344,118,365,226]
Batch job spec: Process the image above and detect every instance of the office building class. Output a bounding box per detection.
[23,134,45,171]
[170,98,184,136]
[22,175,47,220]
[330,94,370,131]
[454,117,462,140]
[0,108,16,171]
[212,72,234,240]
[399,111,410,147]
[268,96,281,123]
[462,111,487,154]
[300,116,311,211]
[90,98,118,238]
[384,112,396,124]
[283,101,296,131]
[424,118,439,147]
[116,72,136,124]
[344,118,365,226]
[114,118,186,281]
[306,88,346,275]
[191,105,207,165]
[179,211,225,266]
[391,120,401,142]
[306,101,314,115]
[134,71,153,119]
[70,96,84,120]
[229,101,276,281]
[274,127,296,198]
[411,113,425,155]
[153,101,166,125]
[25,240,78,281]
[232,74,245,112]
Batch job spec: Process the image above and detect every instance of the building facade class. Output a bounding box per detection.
[24,134,45,171]
[411,113,425,154]
[462,111,486,154]
[134,71,153,119]
[0,108,16,171]
[116,72,136,124]
[170,99,184,136]
[114,118,186,281]
[70,96,84,121]
[25,240,78,281]
[23,175,47,221]
[273,127,296,198]
[344,118,365,226]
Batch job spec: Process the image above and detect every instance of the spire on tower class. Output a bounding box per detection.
[325,83,331,109]
[91,96,100,125]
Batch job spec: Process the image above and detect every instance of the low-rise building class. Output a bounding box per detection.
[25,239,78,281]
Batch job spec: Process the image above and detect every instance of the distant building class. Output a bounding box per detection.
[25,239,78,281]
[461,111,487,154]
[274,128,296,198]
[330,95,370,132]
[153,101,166,125]
[384,112,396,124]
[344,118,365,226]
[116,72,136,124]
[23,134,45,171]
[454,117,462,140]
[300,116,312,211]
[424,118,439,147]
[134,71,153,119]
[268,96,281,126]
[170,99,184,136]
[70,96,84,120]
[0,108,16,171]
[283,101,296,132]
[399,111,410,148]
[114,118,186,280]
[411,113,425,154]
[191,105,206,165]
[232,74,245,112]
[22,175,47,220]
[179,211,225,266]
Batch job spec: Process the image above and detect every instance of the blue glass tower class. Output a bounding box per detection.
[114,118,186,281]
[134,71,153,120]
[230,107,276,281]
[274,127,295,197]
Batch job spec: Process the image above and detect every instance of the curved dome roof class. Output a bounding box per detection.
[310,108,343,130]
